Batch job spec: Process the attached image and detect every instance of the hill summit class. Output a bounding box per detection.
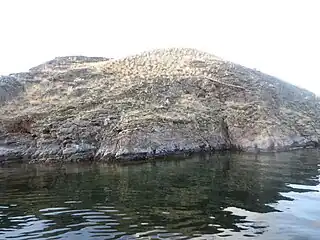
[1,48,319,162]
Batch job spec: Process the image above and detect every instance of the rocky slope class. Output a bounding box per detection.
[0,49,319,163]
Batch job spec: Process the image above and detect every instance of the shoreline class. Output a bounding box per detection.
[1,144,318,166]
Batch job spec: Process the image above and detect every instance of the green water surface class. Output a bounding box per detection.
[0,150,319,239]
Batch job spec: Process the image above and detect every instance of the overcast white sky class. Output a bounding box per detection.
[0,0,319,95]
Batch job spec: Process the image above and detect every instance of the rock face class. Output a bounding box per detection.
[0,76,25,103]
[0,49,319,163]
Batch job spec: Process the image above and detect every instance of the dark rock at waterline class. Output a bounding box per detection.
[0,49,319,163]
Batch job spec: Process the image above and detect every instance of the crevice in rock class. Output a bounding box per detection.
[219,116,232,149]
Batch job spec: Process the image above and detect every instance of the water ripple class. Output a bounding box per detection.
[0,150,319,239]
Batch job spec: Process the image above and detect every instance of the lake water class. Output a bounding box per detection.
[0,150,319,239]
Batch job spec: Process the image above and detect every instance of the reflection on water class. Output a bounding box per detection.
[0,150,319,239]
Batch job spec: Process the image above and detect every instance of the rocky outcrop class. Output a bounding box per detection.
[0,49,319,163]
[0,76,25,104]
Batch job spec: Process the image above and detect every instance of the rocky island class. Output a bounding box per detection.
[0,48,319,163]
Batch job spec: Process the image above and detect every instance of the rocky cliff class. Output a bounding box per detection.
[0,49,319,163]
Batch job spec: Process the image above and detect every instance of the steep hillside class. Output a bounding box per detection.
[0,49,319,163]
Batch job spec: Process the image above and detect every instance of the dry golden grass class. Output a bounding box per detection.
[0,48,235,114]
[101,48,222,82]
